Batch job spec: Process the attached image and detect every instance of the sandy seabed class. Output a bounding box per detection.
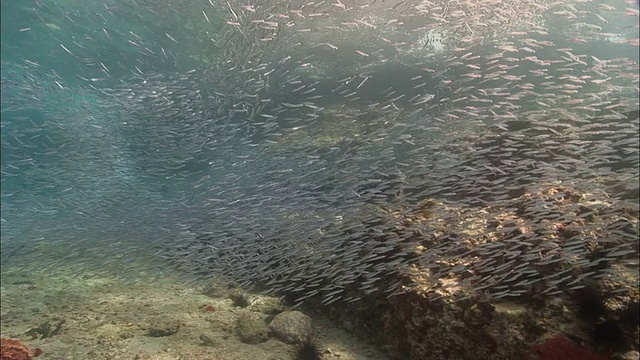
[0,263,390,360]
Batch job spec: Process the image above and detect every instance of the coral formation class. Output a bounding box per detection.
[0,338,41,360]
[311,184,638,360]
[528,335,610,360]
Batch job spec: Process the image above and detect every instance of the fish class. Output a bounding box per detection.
[1,0,637,319]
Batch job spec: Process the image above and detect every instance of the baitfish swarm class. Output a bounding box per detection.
[1,0,638,309]
[149,0,639,306]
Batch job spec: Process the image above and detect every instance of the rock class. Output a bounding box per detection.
[251,296,285,315]
[618,351,640,360]
[236,312,270,344]
[268,311,312,344]
[199,333,218,347]
[147,319,180,337]
[96,323,133,341]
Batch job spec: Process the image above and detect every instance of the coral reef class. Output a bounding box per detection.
[0,338,41,360]
[312,185,638,360]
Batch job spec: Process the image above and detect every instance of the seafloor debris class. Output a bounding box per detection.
[198,333,218,347]
[24,319,65,340]
[0,338,42,360]
[147,319,181,337]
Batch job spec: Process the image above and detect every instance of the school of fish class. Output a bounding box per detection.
[1,0,638,307]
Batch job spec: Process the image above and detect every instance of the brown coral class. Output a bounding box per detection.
[0,338,41,360]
